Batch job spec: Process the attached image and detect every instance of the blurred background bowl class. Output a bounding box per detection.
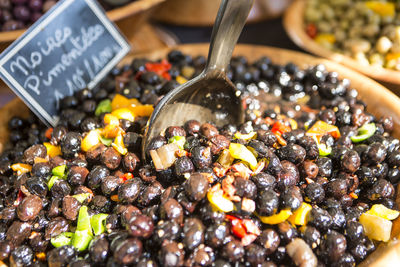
[283,0,400,87]
[152,0,293,26]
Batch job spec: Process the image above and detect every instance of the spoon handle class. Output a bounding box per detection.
[205,0,254,73]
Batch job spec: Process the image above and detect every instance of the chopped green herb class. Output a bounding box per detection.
[50,232,73,248]
[72,193,91,204]
[99,136,113,146]
[351,123,376,143]
[91,213,109,236]
[52,165,66,177]
[95,99,112,116]
[168,136,186,150]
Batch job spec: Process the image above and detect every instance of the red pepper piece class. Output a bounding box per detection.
[306,23,317,39]
[271,121,291,136]
[145,59,172,81]
[120,173,133,183]
[226,215,247,239]
[45,128,53,140]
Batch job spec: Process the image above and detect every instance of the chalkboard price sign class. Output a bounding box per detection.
[0,0,131,126]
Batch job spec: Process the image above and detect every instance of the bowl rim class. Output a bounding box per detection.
[1,43,400,266]
[283,0,400,85]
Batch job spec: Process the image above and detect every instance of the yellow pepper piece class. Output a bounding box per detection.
[11,163,32,175]
[43,142,62,157]
[207,185,234,213]
[217,149,234,168]
[386,53,400,61]
[103,114,120,126]
[258,209,292,225]
[366,204,400,221]
[315,34,336,44]
[176,75,188,85]
[112,108,135,122]
[288,203,312,225]
[306,120,341,140]
[112,133,128,155]
[102,125,121,139]
[359,213,392,242]
[129,105,154,117]
[365,2,395,17]
[229,143,258,170]
[234,131,257,141]
[81,130,101,152]
[111,94,141,110]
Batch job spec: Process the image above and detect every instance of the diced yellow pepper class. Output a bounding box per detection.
[81,130,101,152]
[366,204,400,221]
[258,209,292,225]
[103,114,120,126]
[129,105,154,117]
[176,75,188,85]
[181,66,195,78]
[365,2,395,17]
[11,163,32,175]
[111,94,141,110]
[288,202,312,225]
[217,149,235,168]
[229,143,258,170]
[360,213,392,242]
[306,120,341,140]
[234,131,257,141]
[315,34,336,44]
[102,125,121,139]
[112,108,135,122]
[43,142,62,157]
[207,184,234,213]
[112,133,128,155]
[386,53,400,61]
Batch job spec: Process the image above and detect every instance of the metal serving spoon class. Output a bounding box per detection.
[142,0,254,159]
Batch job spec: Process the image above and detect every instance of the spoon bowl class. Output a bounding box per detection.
[142,0,254,159]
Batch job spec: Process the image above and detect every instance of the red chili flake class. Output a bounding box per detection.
[271,121,291,136]
[145,59,172,81]
[226,215,247,239]
[120,173,133,183]
[306,23,317,39]
[45,128,53,140]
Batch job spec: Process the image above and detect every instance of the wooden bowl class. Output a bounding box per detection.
[1,43,400,265]
[152,0,293,26]
[0,0,164,51]
[283,0,400,86]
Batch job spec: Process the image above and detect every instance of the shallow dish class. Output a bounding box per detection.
[1,43,400,266]
[283,0,400,86]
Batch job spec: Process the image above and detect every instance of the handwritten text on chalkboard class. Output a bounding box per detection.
[0,0,130,126]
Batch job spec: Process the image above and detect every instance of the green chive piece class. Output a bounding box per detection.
[50,232,73,248]
[99,136,113,146]
[90,213,109,236]
[71,230,93,251]
[95,99,112,116]
[351,123,376,143]
[318,143,332,156]
[72,193,91,204]
[52,165,66,177]
[47,176,60,190]
[168,136,186,150]
[76,206,92,235]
